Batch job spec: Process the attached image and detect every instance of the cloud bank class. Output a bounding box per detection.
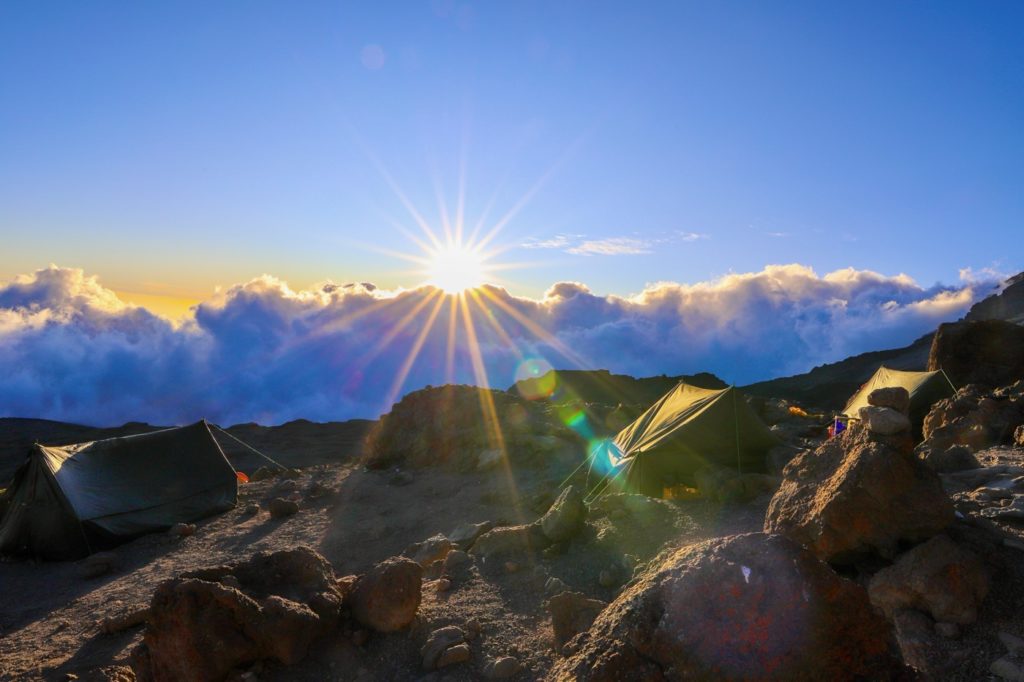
[0,264,989,426]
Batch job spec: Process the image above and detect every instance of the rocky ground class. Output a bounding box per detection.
[2,379,1024,680]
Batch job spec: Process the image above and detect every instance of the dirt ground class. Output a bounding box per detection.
[1,447,1024,681]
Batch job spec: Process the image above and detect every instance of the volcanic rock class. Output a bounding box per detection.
[868,534,990,624]
[348,556,422,632]
[470,523,551,561]
[549,533,905,681]
[421,625,466,670]
[765,423,953,562]
[547,591,607,649]
[540,485,587,542]
[406,534,453,567]
[859,405,911,435]
[868,386,911,414]
[928,319,1024,388]
[268,497,299,518]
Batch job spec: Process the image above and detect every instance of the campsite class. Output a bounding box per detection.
[0,274,1023,681]
[3,4,1024,680]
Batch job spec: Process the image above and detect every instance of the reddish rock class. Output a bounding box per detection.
[549,533,905,681]
[869,535,990,624]
[349,556,422,632]
[539,485,587,542]
[868,387,911,414]
[547,591,607,649]
[765,423,953,562]
[928,319,1024,389]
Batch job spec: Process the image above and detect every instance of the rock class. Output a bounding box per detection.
[550,533,906,681]
[442,549,472,575]
[449,520,494,549]
[891,608,935,673]
[547,591,607,649]
[135,579,321,681]
[991,656,1024,681]
[539,485,587,543]
[250,466,277,482]
[859,405,911,435]
[81,551,119,579]
[167,523,195,538]
[243,503,260,515]
[868,534,990,624]
[421,625,466,669]
[268,497,299,518]
[918,444,981,473]
[765,423,954,562]
[1000,631,1024,654]
[406,534,453,567]
[868,387,911,414]
[436,578,451,592]
[349,557,422,632]
[470,523,551,561]
[929,319,1024,389]
[437,643,471,668]
[982,495,1024,520]
[485,656,520,679]
[274,479,300,494]
[935,622,960,639]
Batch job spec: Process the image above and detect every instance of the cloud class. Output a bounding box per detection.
[524,231,707,256]
[566,237,653,256]
[0,264,995,426]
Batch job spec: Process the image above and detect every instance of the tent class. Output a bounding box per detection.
[591,383,781,497]
[841,366,956,434]
[0,420,237,559]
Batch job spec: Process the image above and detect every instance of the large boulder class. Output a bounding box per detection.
[765,423,953,563]
[348,556,423,632]
[868,534,990,625]
[134,546,344,681]
[539,485,587,542]
[928,319,1024,389]
[549,533,906,681]
[135,580,321,681]
[919,382,1024,464]
[858,406,911,435]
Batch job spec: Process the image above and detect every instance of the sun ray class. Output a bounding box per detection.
[477,286,591,368]
[444,295,459,384]
[382,291,447,410]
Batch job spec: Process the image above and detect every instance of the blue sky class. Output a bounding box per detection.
[2,1,1021,307]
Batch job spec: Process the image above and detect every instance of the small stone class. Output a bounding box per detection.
[991,656,1024,681]
[168,522,196,537]
[421,626,467,669]
[443,549,472,573]
[465,618,481,641]
[485,655,520,679]
[268,497,299,518]
[436,642,471,668]
[80,551,119,579]
[935,622,960,639]
[436,578,452,592]
[243,503,260,515]
[999,631,1024,654]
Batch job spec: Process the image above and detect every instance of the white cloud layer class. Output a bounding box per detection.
[0,264,990,426]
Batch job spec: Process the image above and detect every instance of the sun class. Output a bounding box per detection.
[427,243,487,294]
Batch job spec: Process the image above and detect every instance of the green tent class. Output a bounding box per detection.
[841,366,955,433]
[595,383,780,497]
[0,421,237,560]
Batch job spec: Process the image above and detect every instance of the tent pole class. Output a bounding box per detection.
[939,367,958,394]
[211,425,289,470]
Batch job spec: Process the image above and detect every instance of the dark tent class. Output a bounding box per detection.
[593,383,780,497]
[842,366,956,435]
[0,420,237,559]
